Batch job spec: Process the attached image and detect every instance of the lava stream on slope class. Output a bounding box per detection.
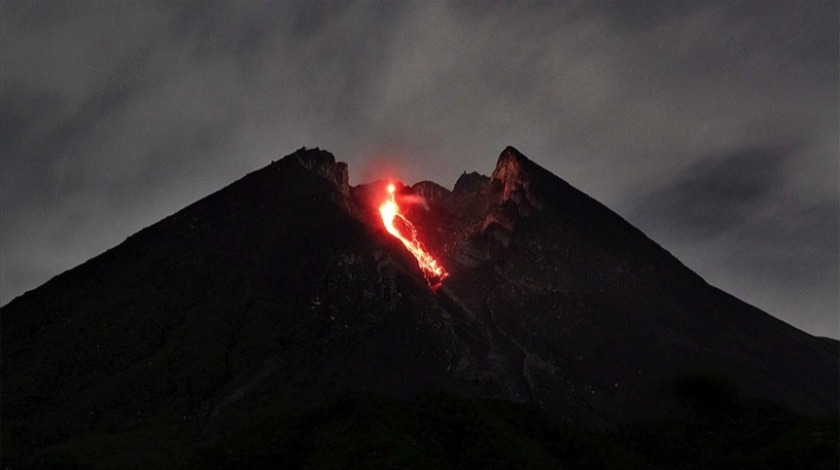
[378,183,448,288]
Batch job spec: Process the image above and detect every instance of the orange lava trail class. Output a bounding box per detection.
[378,183,448,288]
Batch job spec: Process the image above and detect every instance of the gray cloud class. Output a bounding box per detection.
[1,1,837,338]
[630,143,838,336]
[633,146,794,240]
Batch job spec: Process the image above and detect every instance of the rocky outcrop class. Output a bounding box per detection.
[452,171,489,196]
[291,146,350,196]
[487,146,545,212]
[411,181,451,205]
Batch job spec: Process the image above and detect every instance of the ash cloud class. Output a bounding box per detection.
[1,1,837,337]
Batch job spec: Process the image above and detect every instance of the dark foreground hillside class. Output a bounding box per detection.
[10,390,839,470]
[2,147,837,468]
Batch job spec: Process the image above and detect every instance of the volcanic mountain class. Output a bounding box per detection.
[2,147,837,469]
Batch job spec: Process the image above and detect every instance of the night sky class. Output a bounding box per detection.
[1,1,837,338]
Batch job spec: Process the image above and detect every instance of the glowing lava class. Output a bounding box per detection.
[379,183,448,288]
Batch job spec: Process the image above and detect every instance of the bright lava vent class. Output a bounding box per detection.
[378,183,448,288]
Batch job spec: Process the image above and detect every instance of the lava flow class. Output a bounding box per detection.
[379,183,448,288]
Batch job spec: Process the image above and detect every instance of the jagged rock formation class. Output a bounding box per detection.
[291,147,350,197]
[2,146,837,468]
[410,181,450,205]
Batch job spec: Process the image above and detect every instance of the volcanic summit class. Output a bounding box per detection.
[2,147,837,469]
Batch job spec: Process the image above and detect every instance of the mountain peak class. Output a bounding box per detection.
[494,146,534,176]
[411,181,451,204]
[497,145,529,164]
[489,146,544,210]
[452,171,489,196]
[286,147,350,195]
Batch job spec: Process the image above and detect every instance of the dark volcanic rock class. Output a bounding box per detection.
[1,146,837,468]
[410,180,450,205]
[290,146,350,196]
[453,170,490,195]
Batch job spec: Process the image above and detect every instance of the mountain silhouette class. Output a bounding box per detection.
[2,147,837,469]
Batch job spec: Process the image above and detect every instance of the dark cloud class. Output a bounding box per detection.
[633,146,794,239]
[629,143,838,337]
[1,1,837,338]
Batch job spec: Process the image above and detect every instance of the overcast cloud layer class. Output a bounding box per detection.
[1,1,837,338]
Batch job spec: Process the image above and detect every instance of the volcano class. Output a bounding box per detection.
[2,147,837,469]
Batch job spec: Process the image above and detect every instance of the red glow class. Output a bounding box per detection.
[378,183,448,288]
